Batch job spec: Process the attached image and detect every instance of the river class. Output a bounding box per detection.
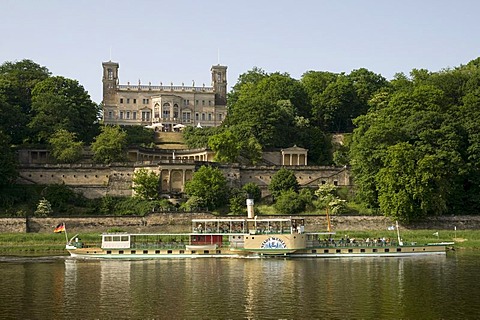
[0,252,479,319]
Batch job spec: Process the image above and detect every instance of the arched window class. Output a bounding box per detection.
[162,103,171,120]
[107,68,113,80]
[173,104,179,119]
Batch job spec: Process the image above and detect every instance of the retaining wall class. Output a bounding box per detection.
[1,214,479,234]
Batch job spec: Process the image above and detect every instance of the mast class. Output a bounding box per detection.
[326,207,332,232]
[396,221,403,246]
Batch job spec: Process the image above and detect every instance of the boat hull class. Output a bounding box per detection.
[67,244,448,259]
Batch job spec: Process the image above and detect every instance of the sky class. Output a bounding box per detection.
[1,0,479,104]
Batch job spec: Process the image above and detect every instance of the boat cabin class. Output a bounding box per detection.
[102,234,131,249]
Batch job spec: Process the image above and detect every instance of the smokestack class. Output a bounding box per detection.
[246,198,254,219]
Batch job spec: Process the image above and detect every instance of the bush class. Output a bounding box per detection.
[274,190,305,215]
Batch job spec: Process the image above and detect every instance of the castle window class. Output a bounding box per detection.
[126,111,130,119]
[133,99,136,104]
[187,100,190,105]
[120,98,123,104]
[201,113,206,121]
[182,112,191,122]
[142,111,150,121]
[208,113,212,121]
[108,111,113,119]
[218,113,223,121]
[173,104,179,119]
[120,111,124,119]
[195,113,199,121]
[107,68,113,80]
[209,100,212,106]
[196,100,199,105]
[133,112,137,120]
[202,100,205,106]
[127,98,130,104]
[334,180,338,186]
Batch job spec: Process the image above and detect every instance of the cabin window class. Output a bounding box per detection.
[131,250,136,254]
[191,250,196,254]
[168,250,173,254]
[348,249,353,253]
[107,251,111,254]
[155,250,160,254]
[143,250,148,254]
[104,236,112,241]
[119,250,124,254]
[360,249,365,253]
[121,236,128,241]
[373,248,377,253]
[385,248,390,253]
[336,249,341,253]
[179,250,184,254]
[216,250,221,254]
[324,249,329,254]
[311,249,317,254]
[204,250,210,254]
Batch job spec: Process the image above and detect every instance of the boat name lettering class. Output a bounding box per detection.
[261,237,287,249]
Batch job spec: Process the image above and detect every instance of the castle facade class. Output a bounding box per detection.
[102,61,227,131]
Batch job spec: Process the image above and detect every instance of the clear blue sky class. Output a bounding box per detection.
[1,0,479,104]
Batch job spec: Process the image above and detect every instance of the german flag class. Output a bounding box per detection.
[54,223,66,233]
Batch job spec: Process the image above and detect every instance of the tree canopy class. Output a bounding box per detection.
[268,168,299,200]
[30,76,99,143]
[350,60,480,221]
[91,125,128,164]
[184,165,229,210]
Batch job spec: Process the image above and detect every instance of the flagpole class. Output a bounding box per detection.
[396,221,403,246]
[64,222,68,245]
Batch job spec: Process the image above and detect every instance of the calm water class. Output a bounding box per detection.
[0,252,479,319]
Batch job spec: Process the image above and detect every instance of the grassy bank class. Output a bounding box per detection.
[0,229,479,254]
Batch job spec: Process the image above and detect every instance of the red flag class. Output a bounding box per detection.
[54,223,65,233]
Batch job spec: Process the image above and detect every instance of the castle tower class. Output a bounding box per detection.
[211,65,227,106]
[102,61,119,107]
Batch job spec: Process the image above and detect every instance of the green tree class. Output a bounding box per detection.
[183,126,219,149]
[268,168,299,200]
[122,125,155,146]
[184,166,229,210]
[274,190,305,214]
[315,183,346,215]
[0,131,17,186]
[29,76,100,143]
[42,184,82,214]
[208,126,262,164]
[132,169,160,200]
[350,78,471,220]
[208,130,241,163]
[91,125,128,163]
[48,129,83,163]
[242,182,262,203]
[34,198,53,217]
[0,59,50,144]
[229,188,247,215]
[225,71,309,148]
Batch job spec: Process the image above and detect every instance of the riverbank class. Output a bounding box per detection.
[0,229,477,255]
[2,214,480,233]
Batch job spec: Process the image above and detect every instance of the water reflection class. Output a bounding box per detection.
[2,253,480,319]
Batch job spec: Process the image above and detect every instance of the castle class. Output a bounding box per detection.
[102,61,228,131]
[14,62,351,201]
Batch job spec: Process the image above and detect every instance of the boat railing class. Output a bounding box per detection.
[311,239,403,248]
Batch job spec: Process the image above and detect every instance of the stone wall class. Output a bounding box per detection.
[1,214,478,234]
[16,162,352,200]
